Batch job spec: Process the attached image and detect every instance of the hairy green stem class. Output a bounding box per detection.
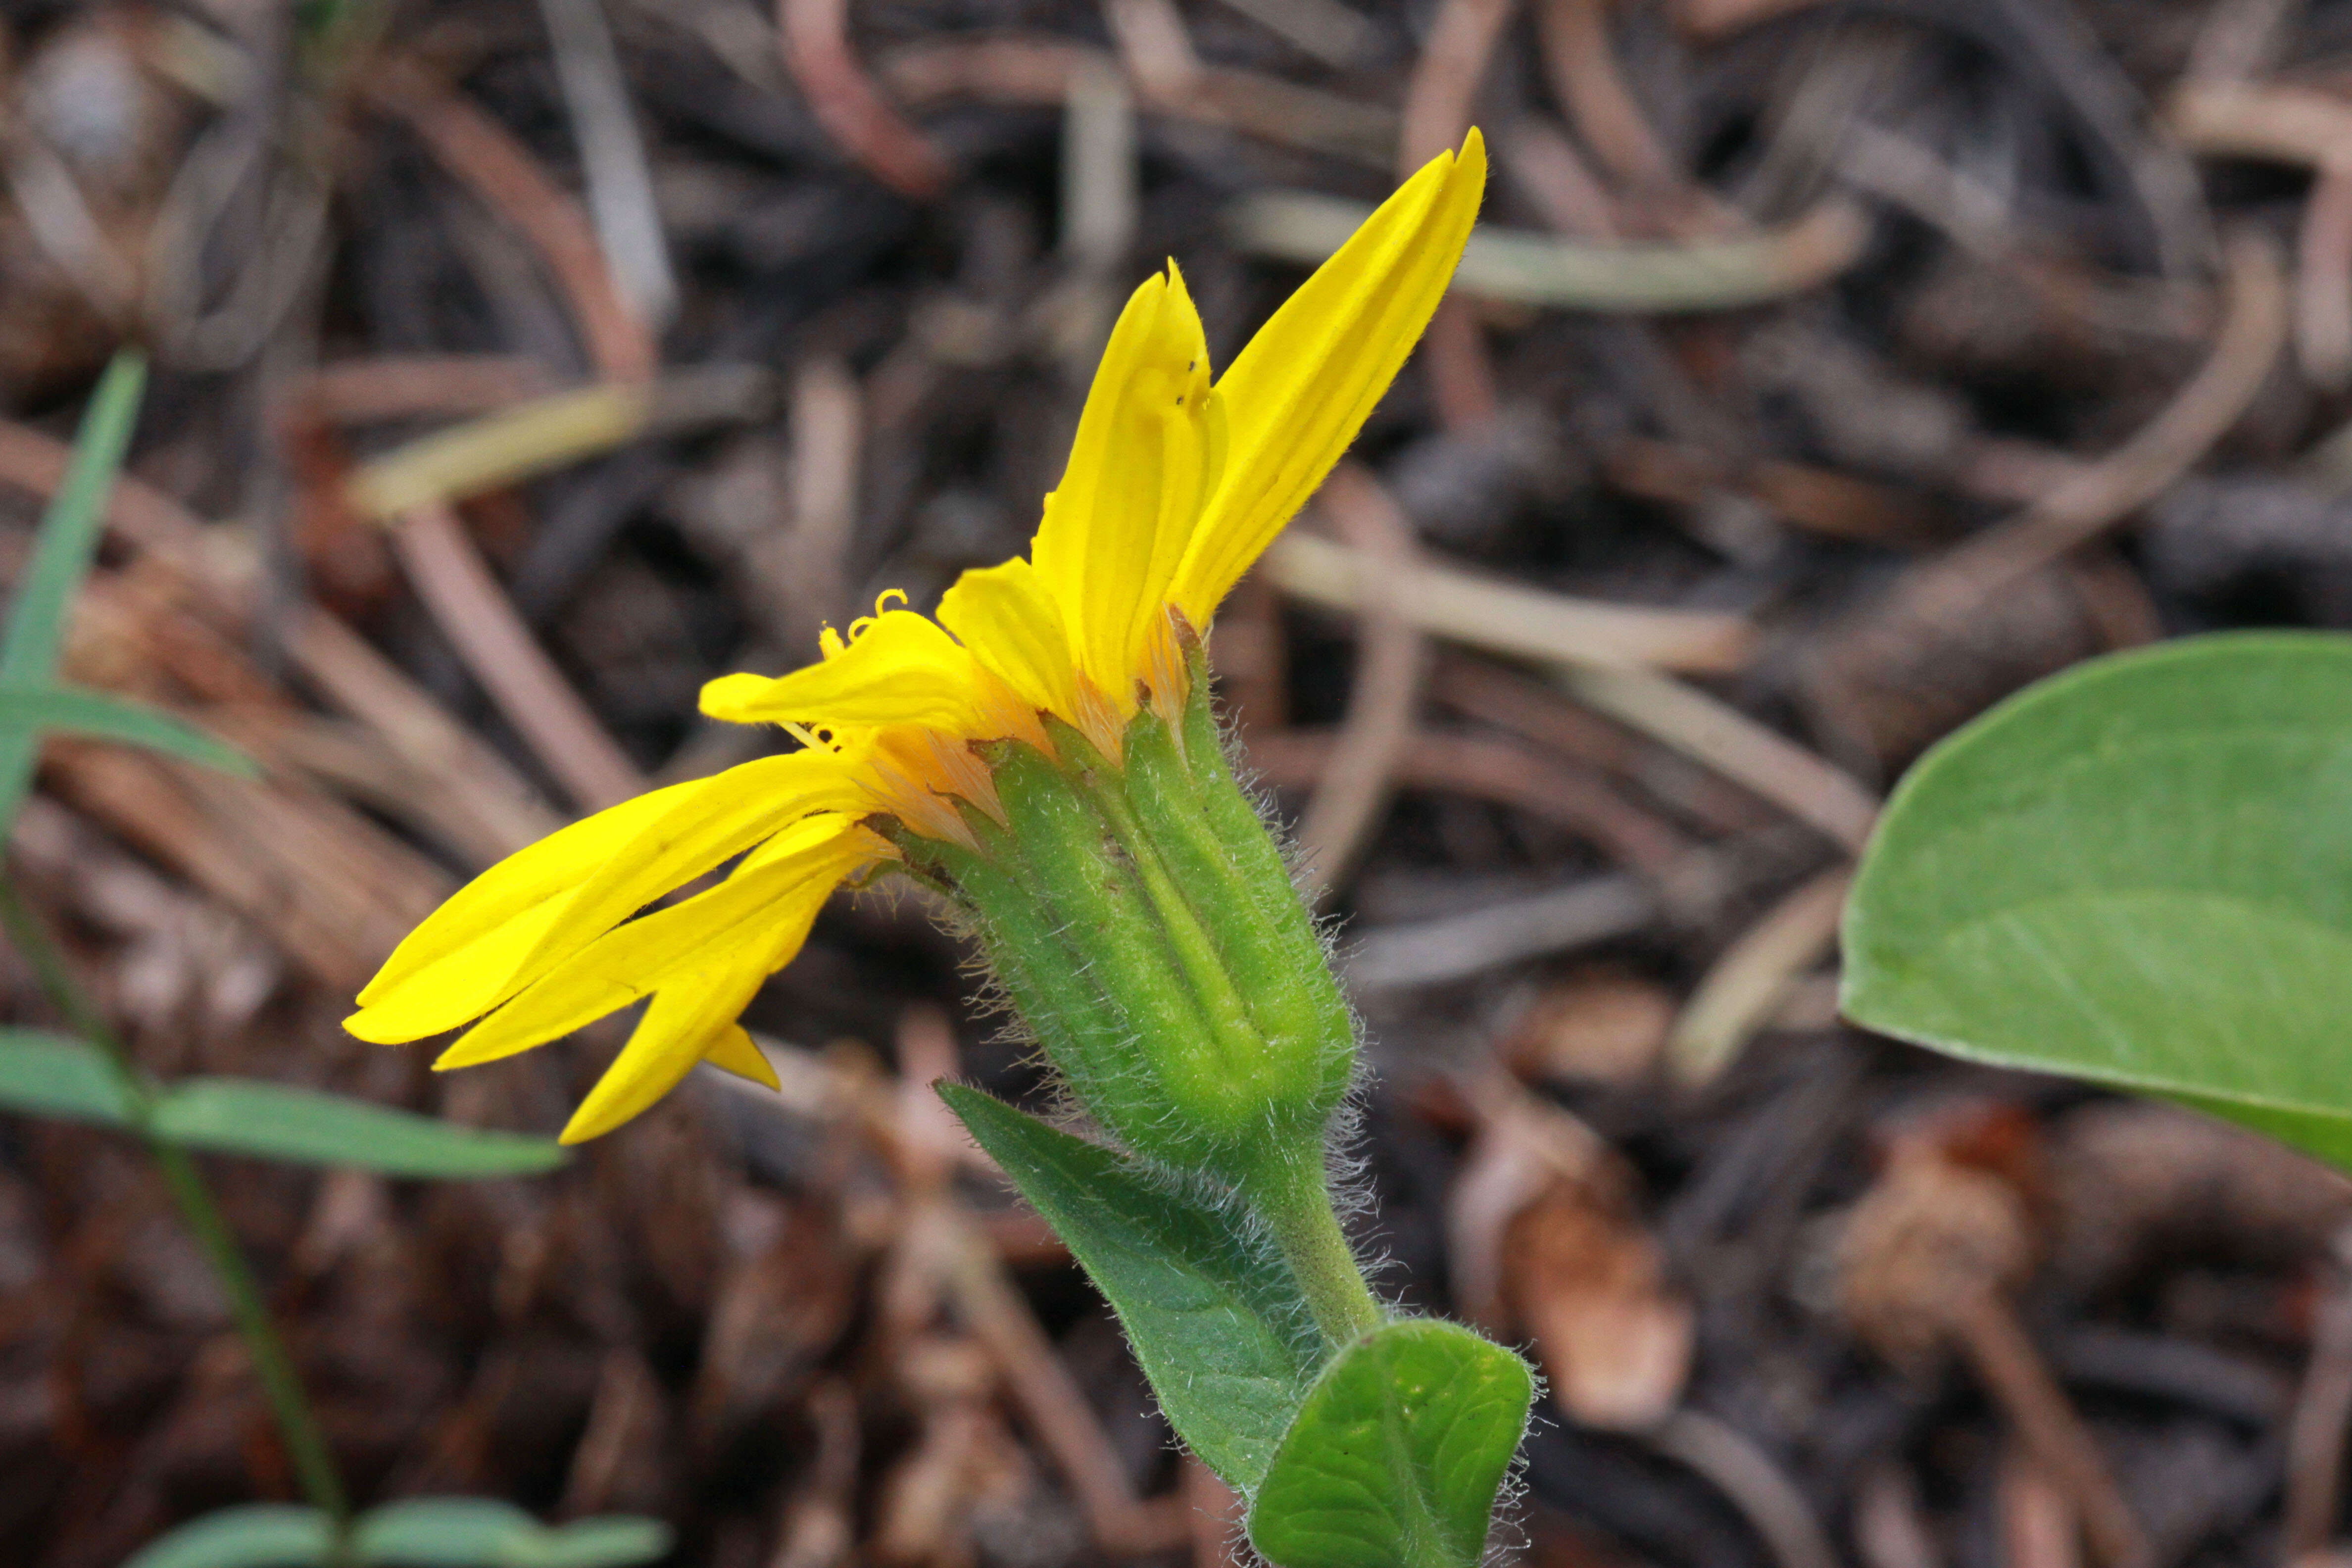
[1248,1151,1384,1349]
[0,876,354,1553]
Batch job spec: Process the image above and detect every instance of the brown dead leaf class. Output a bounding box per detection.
[1505,1175,1694,1430]
[1453,1077,1691,1428]
[1835,1132,2034,1371]
[1503,972,1677,1086]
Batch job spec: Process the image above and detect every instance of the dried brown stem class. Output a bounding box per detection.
[389,502,645,812]
[1292,467,1428,896]
[1953,1292,2153,1568]
[2298,169,2352,390]
[1246,726,1690,872]
[1876,228,2288,636]
[369,70,656,383]
[781,0,953,199]
[2284,1268,2352,1562]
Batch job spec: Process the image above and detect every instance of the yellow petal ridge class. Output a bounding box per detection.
[1031,264,1215,703]
[352,781,697,1014]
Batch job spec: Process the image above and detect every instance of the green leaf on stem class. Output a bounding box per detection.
[939,1082,1323,1493]
[0,350,146,834]
[0,1028,136,1122]
[1248,1318,1534,1568]
[0,684,256,777]
[1844,631,2352,1170]
[0,1034,565,1178]
[121,1499,671,1568]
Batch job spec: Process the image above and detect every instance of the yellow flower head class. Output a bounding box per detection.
[347,133,1486,1144]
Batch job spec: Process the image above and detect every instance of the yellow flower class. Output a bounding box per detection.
[347,133,1486,1144]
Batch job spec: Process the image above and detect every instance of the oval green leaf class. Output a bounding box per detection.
[1248,1319,1534,1568]
[0,1029,135,1125]
[940,1083,1324,1493]
[153,1080,567,1178]
[0,684,257,777]
[122,1505,331,1568]
[1844,632,2352,1168]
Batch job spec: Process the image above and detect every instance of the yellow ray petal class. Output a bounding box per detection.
[936,556,1078,722]
[1030,265,1214,700]
[354,782,697,1010]
[559,971,774,1143]
[1169,131,1485,627]
[434,815,873,1070]
[701,608,988,734]
[701,1025,780,1090]
[348,751,865,1044]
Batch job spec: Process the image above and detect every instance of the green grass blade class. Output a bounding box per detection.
[0,351,148,833]
[119,1504,331,1568]
[0,1029,136,1125]
[152,1078,568,1178]
[0,685,257,777]
[356,1497,673,1565]
[0,1028,560,1178]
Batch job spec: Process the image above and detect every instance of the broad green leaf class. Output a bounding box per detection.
[357,1498,671,1566]
[940,1083,1323,1492]
[1248,1319,1534,1568]
[120,1501,671,1568]
[152,1080,567,1178]
[1844,632,2352,1170]
[0,1029,134,1124]
[0,351,146,833]
[123,1505,330,1568]
[0,684,256,777]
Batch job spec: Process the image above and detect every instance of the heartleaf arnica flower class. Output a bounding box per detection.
[348,134,1486,1154]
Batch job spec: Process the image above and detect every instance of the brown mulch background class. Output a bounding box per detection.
[6,0,2352,1564]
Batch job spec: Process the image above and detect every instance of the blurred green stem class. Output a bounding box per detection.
[0,876,354,1555]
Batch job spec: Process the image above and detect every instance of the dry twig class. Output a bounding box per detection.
[1264,532,1754,673]
[368,69,656,382]
[1292,469,1428,898]
[388,502,645,812]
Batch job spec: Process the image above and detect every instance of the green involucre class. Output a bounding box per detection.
[902,680,1357,1187]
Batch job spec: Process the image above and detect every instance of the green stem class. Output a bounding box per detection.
[0,876,354,1551]
[1247,1150,1384,1348]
